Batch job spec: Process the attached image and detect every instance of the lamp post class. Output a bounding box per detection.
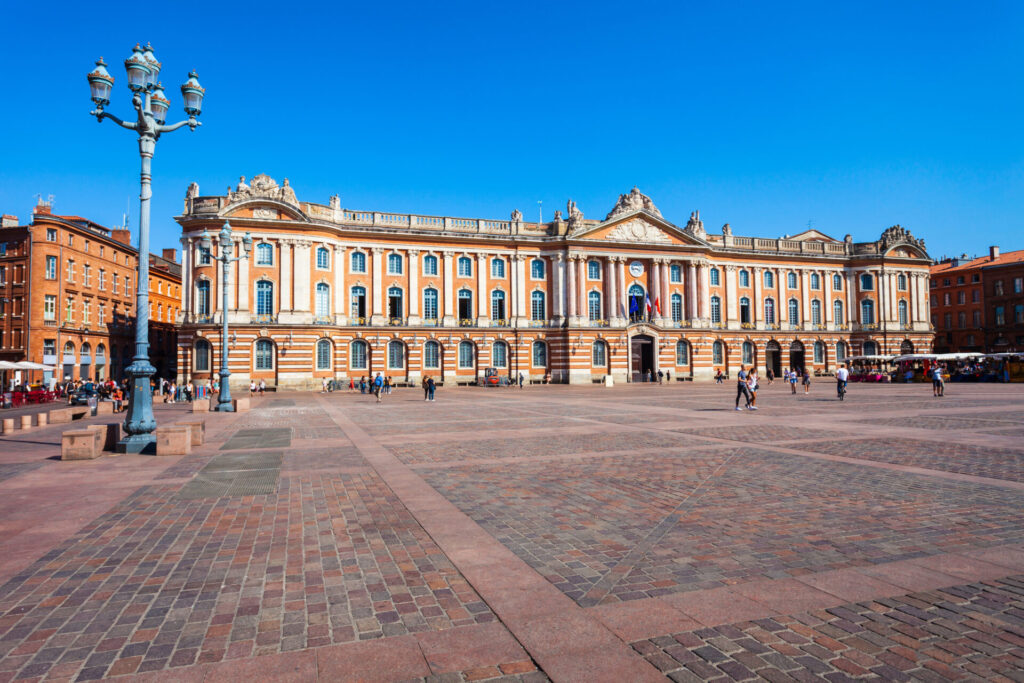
[199,224,252,411]
[88,43,205,452]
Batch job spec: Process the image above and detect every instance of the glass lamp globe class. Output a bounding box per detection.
[180,70,205,116]
[87,58,114,108]
[150,83,170,124]
[140,43,161,88]
[124,44,150,92]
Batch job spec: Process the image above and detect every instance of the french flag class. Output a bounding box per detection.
[645,295,653,314]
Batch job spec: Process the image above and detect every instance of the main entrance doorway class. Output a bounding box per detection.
[789,340,805,372]
[765,340,782,377]
[631,334,655,381]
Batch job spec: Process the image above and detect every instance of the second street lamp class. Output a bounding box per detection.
[199,224,253,412]
[87,42,205,452]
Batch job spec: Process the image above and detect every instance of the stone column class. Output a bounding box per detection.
[229,241,239,311]
[686,261,697,324]
[408,249,420,324]
[476,253,488,325]
[180,237,192,320]
[280,239,293,315]
[293,241,312,314]
[823,270,833,325]
[725,265,738,328]
[237,239,249,312]
[698,261,710,321]
[661,260,671,320]
[371,247,384,325]
[552,253,565,324]
[333,245,346,324]
[605,257,617,323]
[801,270,811,330]
[616,258,627,324]
[442,252,455,326]
[514,255,527,323]
[753,267,763,326]
[566,255,578,323]
[846,271,856,327]
[578,257,587,321]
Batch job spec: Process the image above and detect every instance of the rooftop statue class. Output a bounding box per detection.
[227,174,300,206]
[605,186,663,221]
[684,210,706,240]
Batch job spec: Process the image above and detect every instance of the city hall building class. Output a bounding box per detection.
[174,175,934,388]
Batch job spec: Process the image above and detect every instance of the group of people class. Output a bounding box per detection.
[159,378,216,404]
[734,364,854,409]
[248,379,267,396]
[639,369,673,383]
[351,375,397,400]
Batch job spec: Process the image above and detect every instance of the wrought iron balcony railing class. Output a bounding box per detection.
[251,314,278,324]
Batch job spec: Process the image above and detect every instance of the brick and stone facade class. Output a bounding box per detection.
[174,177,934,388]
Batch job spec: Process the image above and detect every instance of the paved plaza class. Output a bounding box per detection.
[0,381,1022,682]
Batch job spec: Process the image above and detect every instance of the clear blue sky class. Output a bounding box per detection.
[1,1,1021,261]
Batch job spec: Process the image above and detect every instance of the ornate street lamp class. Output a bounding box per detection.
[87,42,205,452]
[199,224,253,411]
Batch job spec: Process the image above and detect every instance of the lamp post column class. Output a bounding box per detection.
[217,232,234,411]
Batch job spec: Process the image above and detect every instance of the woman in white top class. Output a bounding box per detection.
[746,371,759,410]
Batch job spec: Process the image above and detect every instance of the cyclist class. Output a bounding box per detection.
[835,363,849,400]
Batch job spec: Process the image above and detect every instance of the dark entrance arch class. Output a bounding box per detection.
[900,339,914,354]
[765,340,782,377]
[789,340,805,372]
[630,334,655,381]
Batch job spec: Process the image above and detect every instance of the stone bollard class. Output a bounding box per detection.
[21,415,33,430]
[180,420,205,446]
[192,398,210,413]
[156,425,192,455]
[36,413,47,427]
[233,398,250,412]
[95,401,113,416]
[2,418,14,434]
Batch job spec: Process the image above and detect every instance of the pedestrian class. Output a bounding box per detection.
[646,369,653,383]
[932,364,945,397]
[349,377,355,392]
[766,367,774,385]
[715,369,724,384]
[422,375,430,401]
[802,368,811,394]
[518,372,524,389]
[360,376,367,394]
[372,372,384,403]
[665,370,671,383]
[249,381,256,397]
[789,369,798,394]
[747,369,759,410]
[385,376,392,395]
[427,375,436,401]
[259,379,266,395]
[735,365,752,410]
[657,369,664,384]
[322,378,328,393]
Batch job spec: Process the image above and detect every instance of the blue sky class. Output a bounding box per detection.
[0,1,1021,260]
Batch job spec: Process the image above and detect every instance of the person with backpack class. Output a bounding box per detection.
[427,376,436,402]
[372,373,384,403]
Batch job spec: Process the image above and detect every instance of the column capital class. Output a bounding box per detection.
[407,249,420,257]
[513,253,527,263]
[332,244,346,254]
[442,252,454,261]
[552,253,565,262]
[724,264,737,272]
[370,246,385,254]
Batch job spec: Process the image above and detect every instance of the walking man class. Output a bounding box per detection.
[518,372,524,389]
[372,372,384,403]
[735,365,752,411]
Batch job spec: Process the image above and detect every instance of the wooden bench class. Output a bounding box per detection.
[49,407,90,424]
[156,425,192,456]
[61,429,102,460]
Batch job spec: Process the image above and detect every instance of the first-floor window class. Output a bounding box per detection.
[350,340,368,369]
[43,295,56,321]
[493,341,508,368]
[197,280,211,315]
[712,340,724,365]
[671,294,682,322]
[316,283,330,317]
[814,341,825,364]
[195,339,210,371]
[710,296,721,323]
[589,291,602,321]
[788,299,799,323]
[592,340,606,367]
[861,299,875,325]
[833,299,843,323]
[898,300,908,326]
[676,339,689,365]
[458,341,474,368]
[255,340,274,370]
[423,288,438,319]
[423,341,440,369]
[388,340,405,369]
[811,299,822,325]
[316,339,331,370]
[531,291,545,321]
[256,281,274,315]
[764,298,775,324]
[742,341,754,365]
[491,290,506,321]
[351,286,367,319]
[532,340,547,367]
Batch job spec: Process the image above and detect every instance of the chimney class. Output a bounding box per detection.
[0,215,17,228]
[111,229,132,246]
[33,203,51,215]
[161,248,178,263]
[990,245,1000,261]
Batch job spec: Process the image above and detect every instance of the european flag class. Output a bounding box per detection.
[629,296,638,314]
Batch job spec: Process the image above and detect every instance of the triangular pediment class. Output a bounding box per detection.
[571,211,707,246]
[788,229,839,242]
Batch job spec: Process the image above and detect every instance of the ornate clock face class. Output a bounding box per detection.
[628,261,645,277]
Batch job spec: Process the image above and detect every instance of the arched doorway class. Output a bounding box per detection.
[900,339,914,355]
[789,340,805,372]
[630,334,655,381]
[765,340,782,377]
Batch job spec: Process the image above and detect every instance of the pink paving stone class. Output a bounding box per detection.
[906,553,1018,582]
[203,651,316,683]
[415,621,528,674]
[795,567,907,602]
[588,598,701,642]
[728,577,844,614]
[662,586,779,627]
[315,635,430,682]
[858,559,962,591]
[969,545,1024,570]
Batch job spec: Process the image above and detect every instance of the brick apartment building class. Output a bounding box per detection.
[0,201,181,388]
[930,246,1024,353]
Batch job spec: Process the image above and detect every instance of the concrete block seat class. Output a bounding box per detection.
[156,425,192,456]
[61,429,102,460]
[179,419,205,446]
[49,407,90,424]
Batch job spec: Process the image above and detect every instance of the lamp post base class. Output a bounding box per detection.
[215,400,235,412]
[116,433,157,454]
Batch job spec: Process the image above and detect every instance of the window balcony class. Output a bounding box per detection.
[764,322,780,330]
[741,322,756,330]
[459,318,478,327]
[527,319,548,328]
[313,315,334,325]
[710,321,726,329]
[787,323,801,330]
[350,316,368,326]
[420,318,440,327]
[589,319,610,327]
[43,319,57,327]
[388,317,407,326]
[490,318,510,327]
[251,314,278,324]
[813,323,827,331]
[195,314,214,324]
[835,323,850,331]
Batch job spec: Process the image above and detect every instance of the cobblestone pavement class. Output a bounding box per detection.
[0,382,1021,681]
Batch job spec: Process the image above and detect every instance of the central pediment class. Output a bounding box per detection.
[572,212,707,246]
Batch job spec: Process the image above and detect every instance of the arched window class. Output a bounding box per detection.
[350,340,368,369]
[387,340,405,369]
[194,339,210,372]
[492,341,508,368]
[712,340,724,365]
[315,283,330,317]
[387,287,403,319]
[350,286,367,319]
[491,290,506,321]
[350,251,366,273]
[592,340,607,367]
[255,243,273,266]
[811,299,822,325]
[588,291,602,321]
[739,297,751,324]
[863,340,878,356]
[764,298,775,324]
[458,289,473,320]
[670,264,681,283]
[316,339,332,370]
[833,273,843,291]
[255,339,274,370]
[423,340,440,369]
[810,273,821,290]
[898,273,907,290]
[628,284,645,321]
[764,271,774,288]
[739,270,750,287]
[860,273,874,290]
[742,341,754,365]
[530,259,545,279]
[532,340,547,367]
[788,298,799,323]
[710,296,721,323]
[255,280,274,315]
[457,256,472,277]
[423,254,438,276]
[531,291,546,321]
[710,268,720,286]
[861,299,875,324]
[316,247,330,270]
[458,341,474,368]
[676,339,690,365]
[197,280,211,316]
[387,253,403,274]
[423,288,438,320]
[813,341,825,364]
[833,299,844,323]
[670,293,682,322]
[898,299,908,325]
[787,272,797,289]
[836,341,848,361]
[588,260,601,280]
[491,258,505,278]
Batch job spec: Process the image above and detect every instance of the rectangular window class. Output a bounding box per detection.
[83,300,91,325]
[995,306,1005,326]
[995,280,1004,296]
[46,228,56,242]
[112,274,118,294]
[99,269,105,290]
[491,259,505,278]
[45,256,57,279]
[43,295,56,321]
[1016,304,1024,323]
[0,267,5,285]
[972,289,980,303]
[65,299,73,322]
[670,264,681,283]
[66,261,74,282]
[1015,278,1023,294]
[973,310,981,326]
[957,291,965,305]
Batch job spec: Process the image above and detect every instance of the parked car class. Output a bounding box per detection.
[68,387,98,406]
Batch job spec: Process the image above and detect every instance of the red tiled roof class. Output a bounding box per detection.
[931,249,1024,274]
